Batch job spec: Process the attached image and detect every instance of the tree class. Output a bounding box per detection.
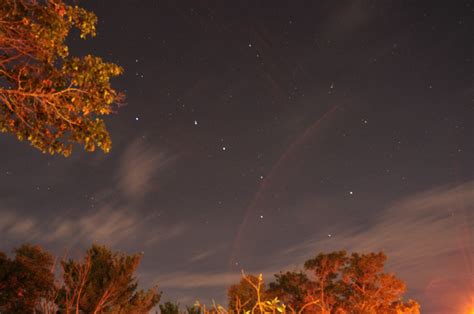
[186,304,202,314]
[60,244,160,313]
[0,0,123,156]
[265,251,419,313]
[227,274,262,313]
[302,251,420,314]
[339,252,417,314]
[0,244,56,313]
[159,301,180,314]
[0,245,420,314]
[266,271,311,313]
[303,251,347,313]
[389,299,420,314]
[0,244,160,313]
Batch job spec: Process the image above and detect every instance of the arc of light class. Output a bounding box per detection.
[229,105,340,268]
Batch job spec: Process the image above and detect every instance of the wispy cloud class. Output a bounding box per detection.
[154,266,284,289]
[189,249,218,263]
[143,222,188,247]
[279,181,474,311]
[0,211,37,236]
[282,181,473,261]
[119,139,176,200]
[155,271,243,289]
[148,181,472,308]
[0,206,187,248]
[0,137,182,252]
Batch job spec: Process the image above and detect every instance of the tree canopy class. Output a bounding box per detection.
[0,244,160,313]
[227,274,262,313]
[225,251,419,314]
[0,244,419,314]
[159,301,180,314]
[60,244,160,313]
[266,271,311,312]
[0,0,123,156]
[0,244,56,312]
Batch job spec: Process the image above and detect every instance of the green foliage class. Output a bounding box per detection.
[159,300,180,314]
[262,297,287,314]
[0,0,123,156]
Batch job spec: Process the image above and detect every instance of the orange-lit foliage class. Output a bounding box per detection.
[0,0,123,156]
[0,244,160,313]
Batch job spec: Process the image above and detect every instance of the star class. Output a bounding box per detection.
[135,116,139,121]
[222,146,226,151]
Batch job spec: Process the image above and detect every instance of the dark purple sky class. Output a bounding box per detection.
[0,1,472,312]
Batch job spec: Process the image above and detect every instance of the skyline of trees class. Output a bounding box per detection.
[0,244,419,313]
[0,244,160,313]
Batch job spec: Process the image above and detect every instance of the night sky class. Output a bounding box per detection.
[0,1,472,312]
